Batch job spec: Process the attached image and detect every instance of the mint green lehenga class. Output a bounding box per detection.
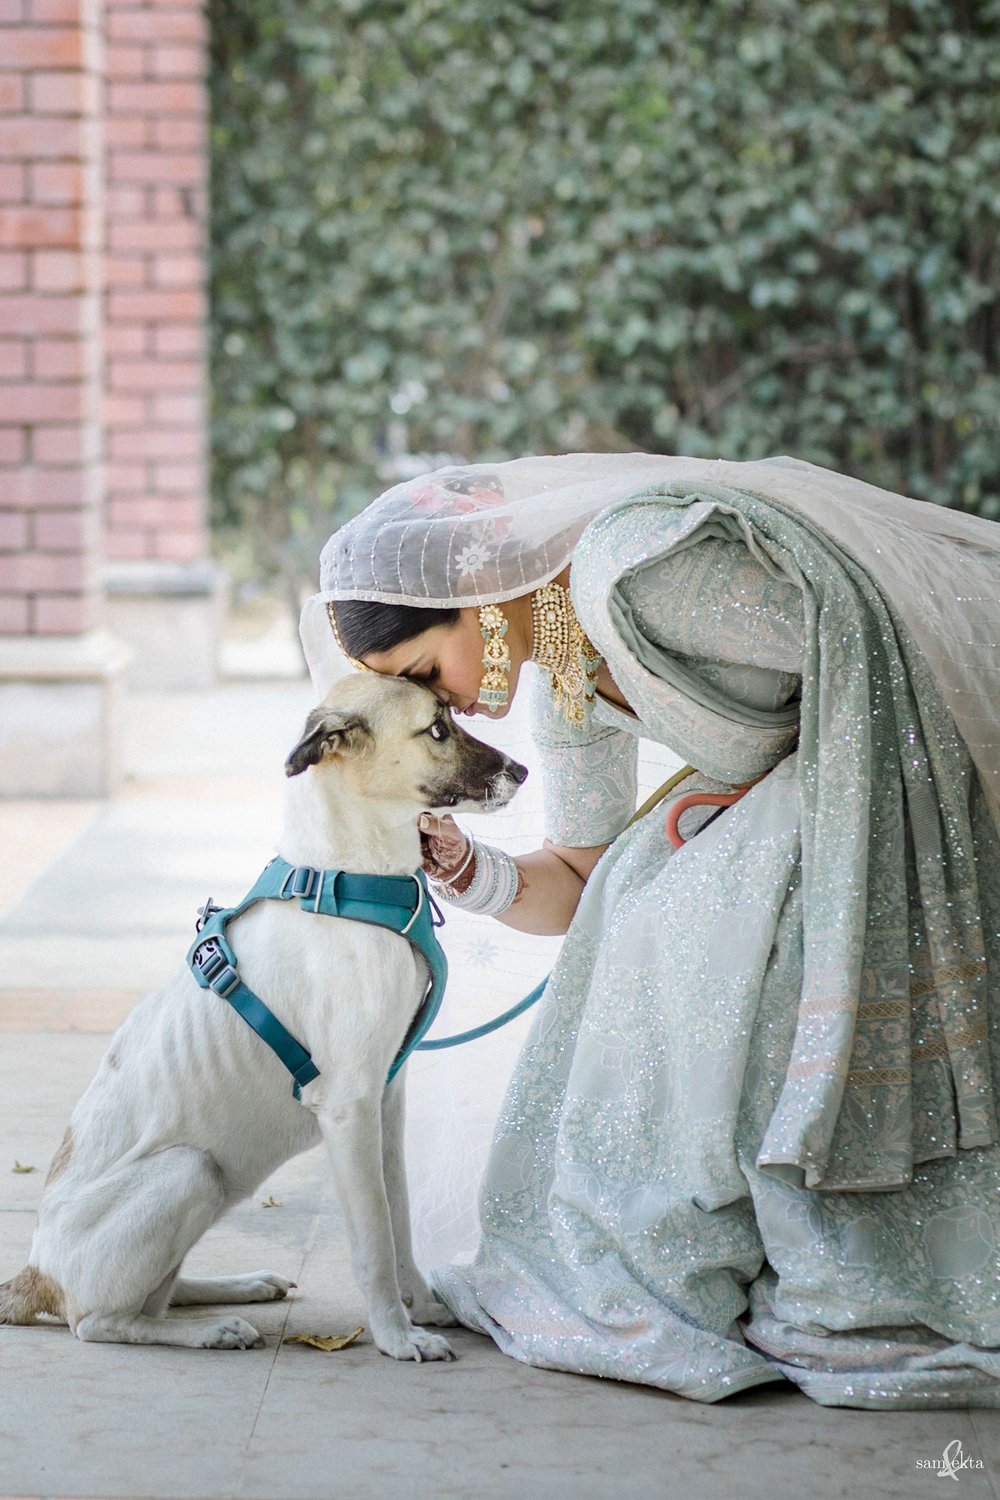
[306,455,1000,1408]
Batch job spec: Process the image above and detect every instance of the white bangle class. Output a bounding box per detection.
[435,839,520,916]
[441,829,475,886]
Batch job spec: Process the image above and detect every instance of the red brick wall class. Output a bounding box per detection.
[0,0,209,637]
[103,0,207,565]
[0,0,104,635]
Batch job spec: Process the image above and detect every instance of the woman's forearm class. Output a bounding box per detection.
[495,840,608,937]
[492,849,582,936]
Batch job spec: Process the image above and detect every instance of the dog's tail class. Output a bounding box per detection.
[0,1266,65,1324]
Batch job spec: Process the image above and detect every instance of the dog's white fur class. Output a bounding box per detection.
[0,674,526,1360]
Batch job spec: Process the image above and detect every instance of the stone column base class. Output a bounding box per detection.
[0,630,133,798]
[104,560,227,690]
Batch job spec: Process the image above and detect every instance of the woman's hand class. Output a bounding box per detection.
[417,817,600,934]
[418,812,476,894]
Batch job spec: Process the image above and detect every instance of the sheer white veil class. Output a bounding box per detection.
[300,452,1000,1270]
[299,454,684,695]
[302,451,1000,824]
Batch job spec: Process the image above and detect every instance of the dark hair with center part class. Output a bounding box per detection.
[331,598,460,661]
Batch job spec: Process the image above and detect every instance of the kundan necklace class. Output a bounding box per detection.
[531,580,603,729]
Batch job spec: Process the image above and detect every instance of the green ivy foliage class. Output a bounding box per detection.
[209,0,1000,584]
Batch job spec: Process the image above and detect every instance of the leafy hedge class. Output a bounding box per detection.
[209,0,1000,586]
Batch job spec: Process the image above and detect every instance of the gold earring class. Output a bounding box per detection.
[477,604,510,712]
[327,602,374,673]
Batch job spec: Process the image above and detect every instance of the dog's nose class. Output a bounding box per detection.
[508,759,529,785]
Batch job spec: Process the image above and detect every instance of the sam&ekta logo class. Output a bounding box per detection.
[915,1439,985,1480]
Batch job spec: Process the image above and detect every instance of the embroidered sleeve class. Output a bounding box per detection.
[618,533,804,711]
[527,664,638,848]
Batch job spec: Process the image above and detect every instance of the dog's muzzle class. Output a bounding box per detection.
[489,762,528,805]
[424,755,527,812]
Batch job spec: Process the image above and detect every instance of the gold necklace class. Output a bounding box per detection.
[531,580,602,728]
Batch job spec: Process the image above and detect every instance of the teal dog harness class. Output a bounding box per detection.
[187,858,449,1098]
[185,771,707,1100]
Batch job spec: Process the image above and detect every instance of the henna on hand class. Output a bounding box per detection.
[418,813,477,894]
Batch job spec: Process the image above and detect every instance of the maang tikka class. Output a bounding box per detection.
[477,604,510,711]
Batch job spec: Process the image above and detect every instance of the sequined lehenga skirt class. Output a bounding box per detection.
[431,758,1000,1407]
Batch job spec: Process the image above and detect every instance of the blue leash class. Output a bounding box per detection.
[415,975,550,1050]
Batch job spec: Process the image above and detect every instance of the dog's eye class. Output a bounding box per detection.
[428,719,449,741]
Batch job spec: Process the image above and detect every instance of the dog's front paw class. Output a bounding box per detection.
[200,1317,264,1350]
[376,1325,457,1363]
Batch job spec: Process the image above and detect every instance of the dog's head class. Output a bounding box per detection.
[285,673,527,813]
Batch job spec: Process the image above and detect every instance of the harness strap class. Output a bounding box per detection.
[187,859,445,1100]
[193,938,319,1099]
[240,859,422,922]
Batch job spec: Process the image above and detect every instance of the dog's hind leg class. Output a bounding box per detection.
[380,1075,457,1329]
[77,1307,263,1348]
[170,1272,295,1306]
[69,1146,261,1350]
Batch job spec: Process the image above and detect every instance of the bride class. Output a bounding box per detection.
[300,452,1000,1408]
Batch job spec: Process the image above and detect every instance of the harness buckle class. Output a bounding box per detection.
[191,938,240,998]
[279,864,318,901]
[208,963,239,999]
[192,937,224,980]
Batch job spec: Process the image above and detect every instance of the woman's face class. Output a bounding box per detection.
[360,601,529,719]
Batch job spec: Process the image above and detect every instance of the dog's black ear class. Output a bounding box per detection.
[284,708,371,777]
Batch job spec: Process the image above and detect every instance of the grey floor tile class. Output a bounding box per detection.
[0,1322,274,1500]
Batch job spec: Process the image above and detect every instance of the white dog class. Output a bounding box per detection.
[0,674,527,1361]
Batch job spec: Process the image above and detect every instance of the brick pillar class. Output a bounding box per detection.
[101,0,222,688]
[0,0,130,796]
[0,0,103,636]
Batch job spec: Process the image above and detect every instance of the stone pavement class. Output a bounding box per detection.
[0,676,998,1500]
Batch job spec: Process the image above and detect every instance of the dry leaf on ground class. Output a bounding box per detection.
[12,1162,36,1174]
[284,1327,365,1352]
[260,1195,282,1207]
